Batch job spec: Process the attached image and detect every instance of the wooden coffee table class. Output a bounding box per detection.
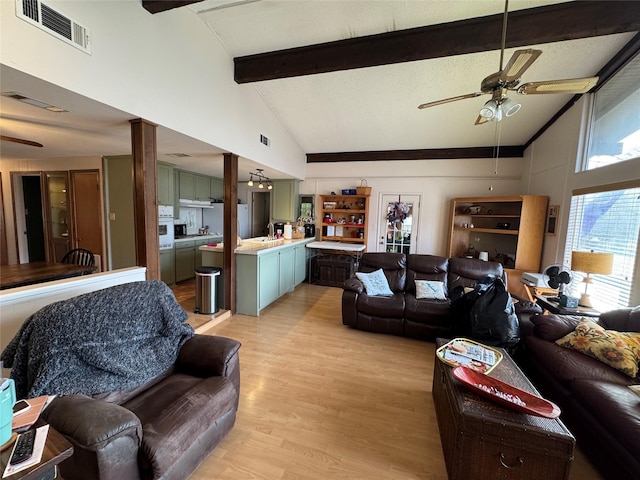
[0,425,73,479]
[433,339,575,480]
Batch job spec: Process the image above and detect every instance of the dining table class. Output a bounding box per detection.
[0,262,96,290]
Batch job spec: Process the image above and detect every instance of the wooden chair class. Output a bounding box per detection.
[61,248,95,267]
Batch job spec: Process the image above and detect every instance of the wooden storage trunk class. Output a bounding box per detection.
[433,339,575,480]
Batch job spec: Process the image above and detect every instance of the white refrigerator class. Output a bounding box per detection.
[203,204,250,239]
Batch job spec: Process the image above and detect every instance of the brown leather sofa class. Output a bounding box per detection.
[342,252,504,340]
[518,306,640,480]
[2,280,241,480]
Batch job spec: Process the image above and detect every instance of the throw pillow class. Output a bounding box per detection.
[555,318,640,377]
[415,280,446,300]
[356,269,394,297]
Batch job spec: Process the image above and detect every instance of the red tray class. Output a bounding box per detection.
[452,366,561,418]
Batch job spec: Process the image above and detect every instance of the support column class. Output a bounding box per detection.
[130,118,159,280]
[223,153,238,313]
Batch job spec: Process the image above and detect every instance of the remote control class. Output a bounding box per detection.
[9,429,36,465]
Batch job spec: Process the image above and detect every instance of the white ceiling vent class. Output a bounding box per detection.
[16,0,91,54]
[260,134,270,147]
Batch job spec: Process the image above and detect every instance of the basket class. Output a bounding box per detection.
[356,179,372,196]
[291,231,305,239]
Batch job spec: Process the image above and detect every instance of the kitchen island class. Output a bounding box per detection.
[200,237,315,316]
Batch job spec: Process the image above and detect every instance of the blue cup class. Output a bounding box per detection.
[0,378,16,446]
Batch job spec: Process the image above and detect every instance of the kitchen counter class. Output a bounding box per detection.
[200,237,315,316]
[199,236,313,255]
[174,234,222,244]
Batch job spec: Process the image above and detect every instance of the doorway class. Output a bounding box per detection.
[377,194,421,254]
[251,191,271,238]
[21,175,46,262]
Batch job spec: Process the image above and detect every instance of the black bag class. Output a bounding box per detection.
[449,276,495,336]
[470,277,520,348]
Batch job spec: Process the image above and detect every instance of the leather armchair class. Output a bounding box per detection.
[42,334,240,480]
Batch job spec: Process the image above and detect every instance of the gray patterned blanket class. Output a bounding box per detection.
[1,280,194,399]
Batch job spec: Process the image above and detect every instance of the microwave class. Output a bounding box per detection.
[174,224,187,237]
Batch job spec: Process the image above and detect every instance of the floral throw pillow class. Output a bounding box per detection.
[415,280,446,300]
[555,318,640,377]
[356,269,393,297]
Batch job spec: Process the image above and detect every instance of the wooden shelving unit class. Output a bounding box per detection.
[446,195,548,294]
[318,194,370,246]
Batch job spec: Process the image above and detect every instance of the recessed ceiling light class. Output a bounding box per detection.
[1,92,69,113]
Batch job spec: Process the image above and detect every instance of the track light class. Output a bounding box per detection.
[247,168,271,188]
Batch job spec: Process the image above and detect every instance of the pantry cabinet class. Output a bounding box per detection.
[271,180,299,222]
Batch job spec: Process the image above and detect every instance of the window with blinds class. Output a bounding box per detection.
[564,183,640,311]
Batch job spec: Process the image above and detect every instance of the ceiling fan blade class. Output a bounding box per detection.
[474,114,489,126]
[499,49,542,83]
[418,92,484,109]
[0,135,44,148]
[517,77,599,95]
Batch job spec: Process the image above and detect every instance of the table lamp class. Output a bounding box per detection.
[571,251,614,308]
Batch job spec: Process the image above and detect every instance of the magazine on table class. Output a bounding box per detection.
[436,338,503,374]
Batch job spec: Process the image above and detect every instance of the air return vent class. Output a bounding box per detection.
[260,134,270,147]
[16,0,91,54]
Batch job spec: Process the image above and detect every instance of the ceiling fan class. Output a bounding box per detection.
[417,0,599,125]
[0,135,43,148]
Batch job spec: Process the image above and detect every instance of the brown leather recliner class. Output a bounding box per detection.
[342,252,504,340]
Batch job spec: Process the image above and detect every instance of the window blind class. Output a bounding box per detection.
[564,185,640,310]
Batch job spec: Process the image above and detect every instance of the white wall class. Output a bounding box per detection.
[0,0,306,179]
[521,96,640,270]
[303,157,525,256]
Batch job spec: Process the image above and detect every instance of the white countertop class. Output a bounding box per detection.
[199,237,314,255]
[305,241,366,252]
[174,234,222,244]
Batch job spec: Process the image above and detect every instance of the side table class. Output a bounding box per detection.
[534,295,599,317]
[0,425,73,480]
[433,338,575,480]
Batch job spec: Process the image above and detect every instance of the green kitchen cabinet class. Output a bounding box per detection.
[179,171,196,200]
[175,240,195,282]
[258,250,280,310]
[293,243,308,285]
[158,163,174,207]
[278,246,296,295]
[210,177,223,201]
[160,248,175,285]
[195,175,211,201]
[271,180,299,222]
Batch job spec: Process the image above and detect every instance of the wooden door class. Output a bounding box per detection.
[70,170,103,267]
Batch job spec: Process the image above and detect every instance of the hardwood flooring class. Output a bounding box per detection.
[171,282,603,480]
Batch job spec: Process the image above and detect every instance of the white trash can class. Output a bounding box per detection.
[194,266,221,314]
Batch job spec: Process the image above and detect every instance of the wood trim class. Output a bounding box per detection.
[130,118,160,281]
[141,0,203,14]
[223,153,239,314]
[307,146,524,163]
[573,180,640,196]
[234,1,640,83]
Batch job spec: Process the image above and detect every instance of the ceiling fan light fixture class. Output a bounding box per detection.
[502,97,521,117]
[479,99,498,119]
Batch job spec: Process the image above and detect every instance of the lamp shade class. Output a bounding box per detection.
[571,251,613,275]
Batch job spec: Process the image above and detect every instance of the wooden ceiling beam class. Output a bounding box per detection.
[142,0,203,14]
[306,146,525,163]
[235,1,640,84]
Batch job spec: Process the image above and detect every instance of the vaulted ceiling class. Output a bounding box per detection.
[2,1,639,178]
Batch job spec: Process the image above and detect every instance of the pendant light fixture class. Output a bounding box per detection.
[247,168,272,190]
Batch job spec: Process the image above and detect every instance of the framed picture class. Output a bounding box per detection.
[546,205,559,236]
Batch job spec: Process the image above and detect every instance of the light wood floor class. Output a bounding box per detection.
[172,281,603,480]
